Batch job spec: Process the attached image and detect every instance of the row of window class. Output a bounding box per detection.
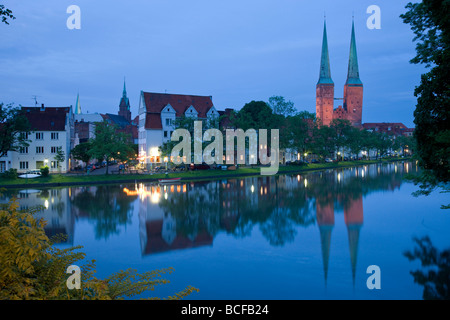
[20,132,60,140]
[19,161,60,170]
[19,146,63,154]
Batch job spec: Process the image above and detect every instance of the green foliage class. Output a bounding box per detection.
[88,121,134,174]
[40,166,49,177]
[0,103,31,158]
[2,168,18,180]
[54,147,65,166]
[71,142,92,166]
[268,96,296,117]
[233,100,282,131]
[0,5,15,25]
[0,197,199,300]
[400,0,450,184]
[404,236,450,300]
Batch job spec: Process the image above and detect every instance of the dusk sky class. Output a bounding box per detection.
[1,0,424,128]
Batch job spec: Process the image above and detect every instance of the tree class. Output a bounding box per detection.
[71,142,92,168]
[54,147,65,173]
[346,127,366,159]
[0,103,31,158]
[330,119,354,160]
[0,5,15,25]
[310,124,336,160]
[0,197,199,300]
[400,0,450,185]
[268,96,296,117]
[88,121,134,174]
[233,100,282,131]
[283,111,315,159]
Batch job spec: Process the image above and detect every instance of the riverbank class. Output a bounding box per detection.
[0,157,411,189]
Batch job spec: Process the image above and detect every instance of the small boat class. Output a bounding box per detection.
[18,173,41,179]
[158,178,181,184]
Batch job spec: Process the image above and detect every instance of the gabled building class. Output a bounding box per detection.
[362,122,414,137]
[138,91,220,166]
[0,104,74,173]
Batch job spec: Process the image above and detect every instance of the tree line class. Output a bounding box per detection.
[159,97,416,164]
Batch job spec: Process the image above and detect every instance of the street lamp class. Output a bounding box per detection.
[164,156,168,171]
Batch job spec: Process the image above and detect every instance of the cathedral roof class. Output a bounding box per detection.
[345,21,362,85]
[317,20,334,85]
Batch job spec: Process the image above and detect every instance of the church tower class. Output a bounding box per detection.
[343,20,363,127]
[118,78,132,122]
[316,20,334,126]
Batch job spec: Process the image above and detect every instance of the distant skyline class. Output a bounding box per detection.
[1,0,424,128]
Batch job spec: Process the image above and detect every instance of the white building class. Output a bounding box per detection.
[138,91,220,167]
[0,104,74,174]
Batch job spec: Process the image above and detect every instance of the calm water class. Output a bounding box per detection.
[2,161,449,300]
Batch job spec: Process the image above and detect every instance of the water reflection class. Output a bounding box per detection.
[404,236,450,300]
[2,161,415,291]
[71,185,137,239]
[0,188,75,244]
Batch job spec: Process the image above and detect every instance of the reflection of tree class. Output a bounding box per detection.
[259,179,315,246]
[404,236,450,300]
[71,186,136,239]
[159,182,220,239]
[157,162,414,247]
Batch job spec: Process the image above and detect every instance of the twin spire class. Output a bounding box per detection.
[318,19,361,85]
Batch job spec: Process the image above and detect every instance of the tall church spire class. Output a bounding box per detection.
[345,20,362,85]
[75,93,82,115]
[318,19,333,84]
[123,77,127,98]
[118,78,132,122]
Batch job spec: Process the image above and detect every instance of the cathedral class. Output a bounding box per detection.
[316,20,363,127]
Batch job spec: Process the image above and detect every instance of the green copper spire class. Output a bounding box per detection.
[318,20,333,85]
[123,77,127,98]
[75,93,82,114]
[346,20,362,85]
[120,78,130,111]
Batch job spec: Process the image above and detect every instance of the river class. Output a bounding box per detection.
[2,161,449,299]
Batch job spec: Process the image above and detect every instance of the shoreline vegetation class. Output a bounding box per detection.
[0,157,412,189]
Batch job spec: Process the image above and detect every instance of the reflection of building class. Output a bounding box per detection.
[135,183,215,255]
[13,188,75,244]
[316,194,363,286]
[344,197,363,285]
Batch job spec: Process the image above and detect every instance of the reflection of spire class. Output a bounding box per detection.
[347,224,361,287]
[316,201,335,286]
[344,197,364,287]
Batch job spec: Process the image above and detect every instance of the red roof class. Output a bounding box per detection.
[145,113,163,130]
[21,106,70,131]
[142,92,214,129]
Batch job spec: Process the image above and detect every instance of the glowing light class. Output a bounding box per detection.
[44,200,49,209]
[150,192,160,204]
[304,178,308,188]
[251,185,254,193]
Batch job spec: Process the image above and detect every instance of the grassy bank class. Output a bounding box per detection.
[0,157,410,189]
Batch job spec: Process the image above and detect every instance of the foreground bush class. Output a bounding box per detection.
[0,197,198,300]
